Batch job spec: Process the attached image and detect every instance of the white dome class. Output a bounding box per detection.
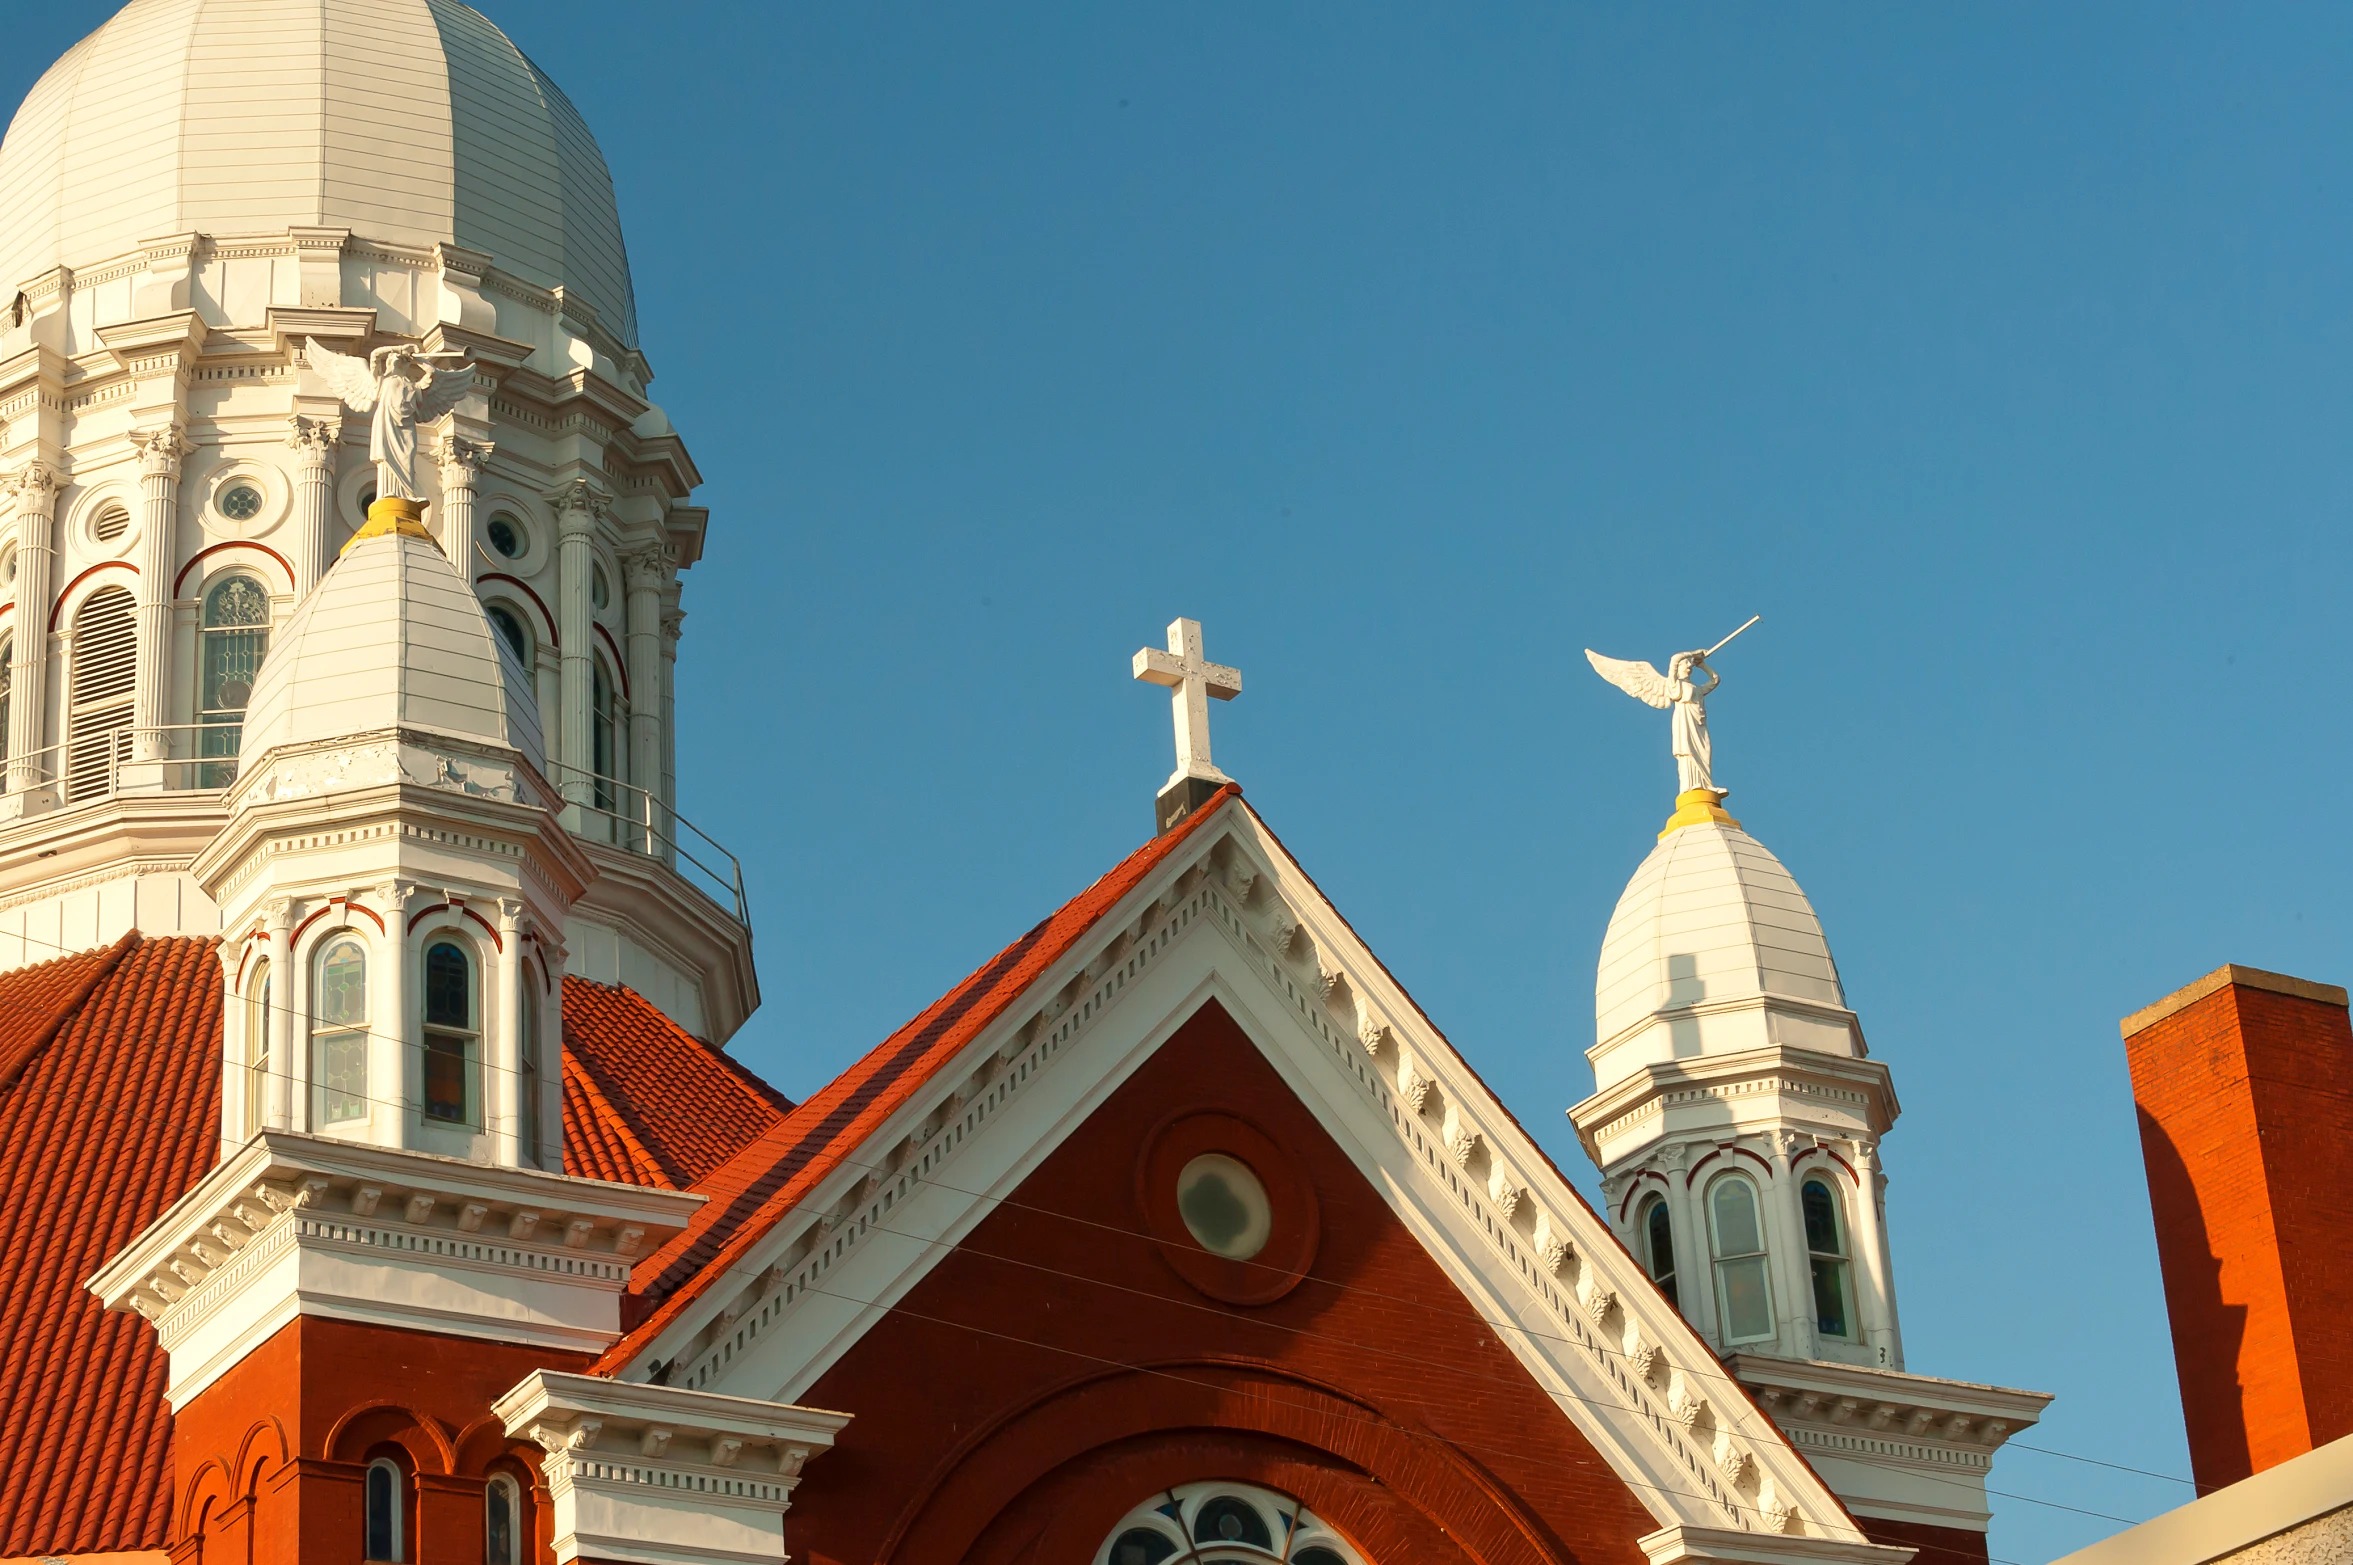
[238,528,544,773]
[0,0,638,346]
[1591,820,1854,1091]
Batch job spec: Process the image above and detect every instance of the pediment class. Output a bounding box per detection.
[609,798,1895,1556]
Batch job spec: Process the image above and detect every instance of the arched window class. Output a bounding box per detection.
[1094,1481,1364,1565]
[591,657,622,811]
[518,958,542,1163]
[364,1456,404,1561]
[312,937,368,1126]
[1706,1173,1775,1345]
[484,1472,521,1565]
[0,635,14,767]
[199,575,270,785]
[487,603,531,666]
[66,585,135,801]
[244,958,271,1138]
[1638,1192,1678,1309]
[422,939,478,1127]
[1803,1176,1855,1340]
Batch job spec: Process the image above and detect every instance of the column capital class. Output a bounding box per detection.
[620,542,672,593]
[659,607,686,644]
[546,477,610,528]
[287,415,341,468]
[264,897,297,935]
[1765,1128,1807,1163]
[132,424,194,478]
[5,461,59,511]
[437,435,495,482]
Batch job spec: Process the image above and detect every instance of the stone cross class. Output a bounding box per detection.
[1132,617,1242,790]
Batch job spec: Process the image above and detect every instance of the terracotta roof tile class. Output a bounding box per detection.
[0,935,217,1557]
[591,786,1241,1372]
[0,949,797,1556]
[561,977,793,1188]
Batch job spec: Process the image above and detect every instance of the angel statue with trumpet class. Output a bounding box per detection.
[304,338,476,503]
[1585,615,1760,798]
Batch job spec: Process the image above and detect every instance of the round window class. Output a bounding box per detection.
[591,562,611,610]
[93,504,130,542]
[486,513,523,558]
[357,484,377,518]
[1176,1153,1271,1261]
[217,483,264,521]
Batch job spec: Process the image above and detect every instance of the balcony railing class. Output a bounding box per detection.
[0,729,750,927]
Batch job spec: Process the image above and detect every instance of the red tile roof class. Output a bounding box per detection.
[0,946,796,1557]
[561,977,794,1189]
[591,785,1241,1373]
[0,934,221,1558]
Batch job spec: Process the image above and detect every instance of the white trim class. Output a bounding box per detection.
[620,805,1900,1550]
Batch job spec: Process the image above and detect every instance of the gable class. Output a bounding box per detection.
[787,996,1662,1563]
[616,798,1884,1557]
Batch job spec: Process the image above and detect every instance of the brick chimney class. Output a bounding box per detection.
[2122,965,2353,1491]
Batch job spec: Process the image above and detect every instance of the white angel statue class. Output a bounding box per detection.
[304,338,475,501]
[1586,617,1758,796]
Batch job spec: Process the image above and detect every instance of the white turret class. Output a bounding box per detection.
[193,512,592,1167]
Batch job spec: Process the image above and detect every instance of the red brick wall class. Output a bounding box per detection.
[787,999,1672,1564]
[169,1315,585,1565]
[1859,1515,1990,1564]
[2124,971,2353,1489]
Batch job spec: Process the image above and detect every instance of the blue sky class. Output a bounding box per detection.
[18,4,2353,1557]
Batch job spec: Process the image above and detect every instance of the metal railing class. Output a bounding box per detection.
[0,727,750,928]
[543,761,750,926]
[4,722,244,800]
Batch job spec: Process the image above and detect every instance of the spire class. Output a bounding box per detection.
[1132,616,1242,834]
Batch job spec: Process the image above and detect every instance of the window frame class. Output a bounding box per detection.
[1637,1191,1678,1309]
[591,654,624,810]
[518,956,543,1165]
[197,572,272,784]
[420,935,481,1131]
[484,1470,522,1565]
[364,1455,405,1562]
[244,957,272,1138]
[310,933,370,1129]
[1704,1171,1778,1346]
[1801,1173,1858,1342]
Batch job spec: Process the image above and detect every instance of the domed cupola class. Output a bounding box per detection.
[236,515,546,785]
[191,519,593,1167]
[1590,816,1857,1096]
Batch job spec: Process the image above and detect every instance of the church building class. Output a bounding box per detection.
[0,5,2049,1564]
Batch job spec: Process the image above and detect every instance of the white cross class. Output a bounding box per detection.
[1132,617,1242,790]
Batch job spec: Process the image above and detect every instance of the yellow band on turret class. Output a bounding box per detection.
[1659,787,1740,839]
[344,495,438,554]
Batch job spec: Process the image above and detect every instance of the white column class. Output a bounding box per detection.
[130,426,188,764]
[1850,1138,1904,1368]
[7,462,57,793]
[265,899,296,1130]
[492,898,523,1165]
[375,884,410,1148]
[436,436,491,562]
[551,481,601,824]
[1767,1132,1817,1359]
[287,416,338,599]
[621,545,667,852]
[659,597,682,866]
[1659,1145,1708,1337]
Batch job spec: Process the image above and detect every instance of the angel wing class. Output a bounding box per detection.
[411,361,476,424]
[1585,649,1676,709]
[305,337,379,413]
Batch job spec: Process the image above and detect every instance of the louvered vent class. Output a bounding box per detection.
[92,504,130,542]
[67,586,135,801]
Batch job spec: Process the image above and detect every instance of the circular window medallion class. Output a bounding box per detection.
[1137,1109,1318,1306]
[1177,1153,1271,1260]
[1096,1482,1364,1565]
[217,483,263,521]
[486,513,523,558]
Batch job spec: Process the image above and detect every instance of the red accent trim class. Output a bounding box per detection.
[408,901,507,952]
[476,573,557,647]
[234,946,252,989]
[1615,1170,1668,1223]
[1795,1145,1858,1182]
[1684,1148,1723,1187]
[462,906,505,952]
[1729,1144,1773,1175]
[174,541,296,597]
[292,897,383,947]
[0,601,13,620]
[49,562,137,633]
[593,622,630,700]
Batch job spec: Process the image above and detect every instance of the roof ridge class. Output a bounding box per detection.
[0,930,142,1095]
[589,784,1242,1371]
